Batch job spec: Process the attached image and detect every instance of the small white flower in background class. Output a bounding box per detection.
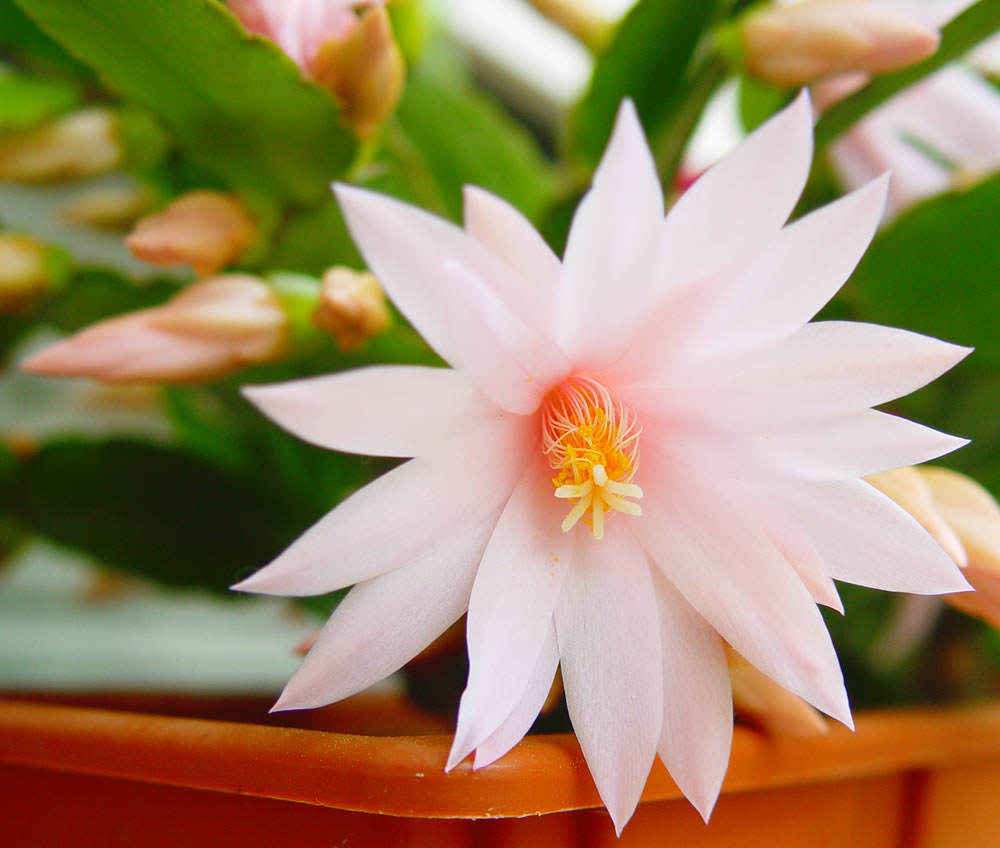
[824,65,1000,218]
[234,94,972,832]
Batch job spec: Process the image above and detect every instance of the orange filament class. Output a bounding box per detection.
[541,375,643,539]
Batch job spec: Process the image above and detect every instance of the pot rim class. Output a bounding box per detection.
[2,695,1000,819]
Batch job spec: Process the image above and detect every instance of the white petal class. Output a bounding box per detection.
[463,185,560,329]
[634,457,851,725]
[243,366,500,457]
[232,415,532,596]
[653,569,732,822]
[334,184,554,365]
[444,260,569,414]
[555,522,662,835]
[734,483,843,611]
[447,457,574,769]
[272,509,498,711]
[765,478,971,593]
[686,322,970,430]
[656,91,813,294]
[557,100,664,366]
[758,409,968,480]
[694,177,888,352]
[472,625,560,769]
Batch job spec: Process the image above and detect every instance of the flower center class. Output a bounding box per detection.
[541,375,643,540]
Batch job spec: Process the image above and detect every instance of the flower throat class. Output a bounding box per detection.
[541,375,643,540]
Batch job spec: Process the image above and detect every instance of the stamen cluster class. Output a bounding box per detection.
[541,375,643,539]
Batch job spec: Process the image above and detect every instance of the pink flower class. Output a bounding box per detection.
[234,94,971,832]
[228,0,384,73]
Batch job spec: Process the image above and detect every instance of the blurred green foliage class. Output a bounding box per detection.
[13,0,357,205]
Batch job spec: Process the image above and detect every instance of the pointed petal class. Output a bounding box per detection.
[656,91,813,294]
[735,484,843,611]
[766,478,971,593]
[463,185,560,328]
[443,260,569,414]
[447,457,573,768]
[272,509,497,710]
[472,625,560,769]
[653,570,732,822]
[334,184,554,366]
[634,457,851,725]
[687,322,970,430]
[758,409,968,480]
[693,175,887,351]
[233,415,532,596]
[868,467,967,566]
[558,100,664,365]
[243,366,499,458]
[555,523,662,835]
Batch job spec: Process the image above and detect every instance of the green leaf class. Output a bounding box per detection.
[737,74,789,133]
[851,173,1000,365]
[266,196,362,276]
[574,0,720,164]
[848,174,1000,491]
[815,0,1000,148]
[0,0,94,79]
[12,0,357,205]
[0,65,79,130]
[6,439,312,592]
[394,63,557,222]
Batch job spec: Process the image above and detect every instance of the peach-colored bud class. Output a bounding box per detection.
[312,266,391,350]
[916,467,1000,630]
[0,108,122,182]
[727,647,828,736]
[125,191,257,276]
[22,274,288,384]
[0,234,51,311]
[741,0,940,87]
[312,6,405,137]
[60,183,153,231]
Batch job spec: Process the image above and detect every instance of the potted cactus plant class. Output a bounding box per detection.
[3,0,1000,843]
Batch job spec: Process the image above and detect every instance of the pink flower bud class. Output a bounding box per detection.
[742,0,940,86]
[125,190,257,276]
[22,274,288,384]
[312,266,391,350]
[228,0,401,135]
[0,108,122,183]
[311,5,405,138]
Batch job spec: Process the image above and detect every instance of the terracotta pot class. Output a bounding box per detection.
[1,692,1000,847]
